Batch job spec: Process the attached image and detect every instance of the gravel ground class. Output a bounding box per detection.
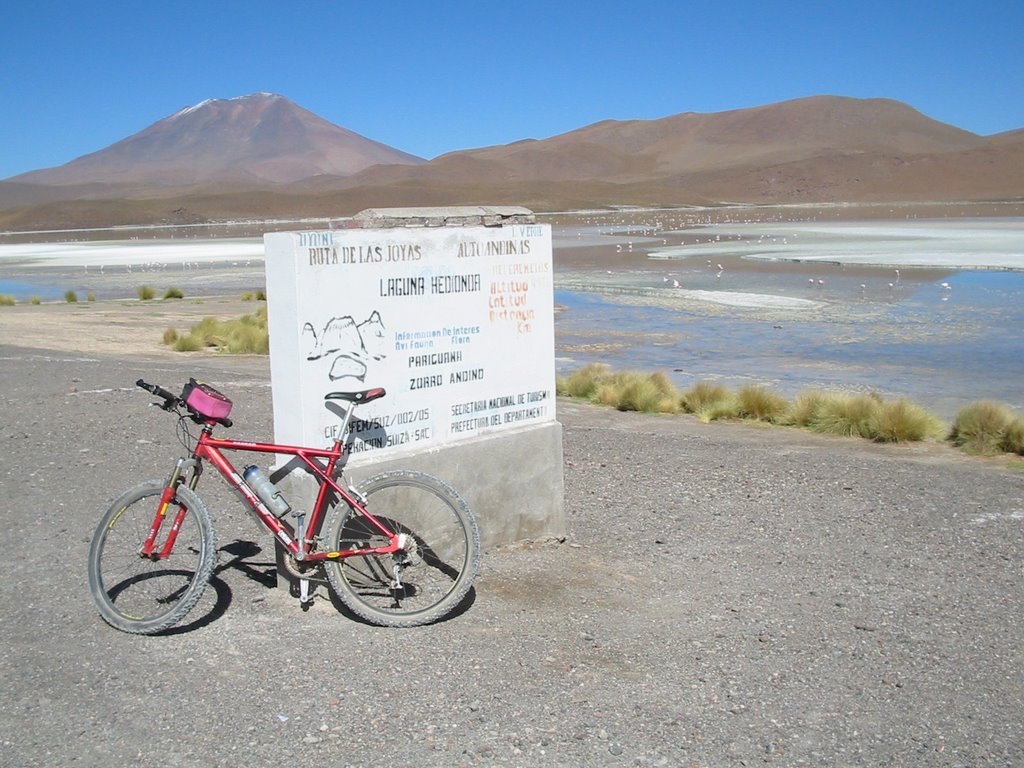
[1,345,1022,767]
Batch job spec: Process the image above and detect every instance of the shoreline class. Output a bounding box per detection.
[3,212,1022,422]
[1,213,1022,283]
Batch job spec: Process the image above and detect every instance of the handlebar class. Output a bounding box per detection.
[136,378,179,405]
[136,378,233,428]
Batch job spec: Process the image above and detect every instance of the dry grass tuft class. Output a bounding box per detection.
[786,390,828,427]
[736,385,789,423]
[681,381,737,422]
[555,366,1022,454]
[601,371,679,413]
[1000,417,1024,455]
[557,363,610,400]
[806,393,881,438]
[868,399,945,443]
[950,401,1014,454]
[171,307,268,354]
[557,365,679,413]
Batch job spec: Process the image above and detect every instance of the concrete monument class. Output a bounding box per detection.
[263,207,565,548]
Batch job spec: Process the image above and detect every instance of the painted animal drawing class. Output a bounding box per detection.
[302,311,386,382]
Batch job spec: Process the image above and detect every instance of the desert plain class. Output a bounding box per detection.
[1,203,1023,766]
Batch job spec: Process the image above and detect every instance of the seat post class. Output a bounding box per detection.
[334,401,357,447]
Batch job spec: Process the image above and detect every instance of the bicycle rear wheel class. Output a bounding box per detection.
[88,481,217,634]
[324,470,480,627]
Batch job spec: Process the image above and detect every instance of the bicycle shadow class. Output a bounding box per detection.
[269,400,389,483]
[157,539,477,633]
[153,540,276,636]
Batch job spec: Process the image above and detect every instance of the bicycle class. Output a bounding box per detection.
[88,378,481,634]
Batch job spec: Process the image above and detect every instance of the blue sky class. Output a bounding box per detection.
[2,1,1022,179]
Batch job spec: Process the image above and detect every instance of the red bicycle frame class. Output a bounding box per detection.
[146,425,403,564]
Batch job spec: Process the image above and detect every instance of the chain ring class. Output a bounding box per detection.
[281,553,326,582]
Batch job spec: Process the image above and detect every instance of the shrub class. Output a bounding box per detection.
[226,322,270,354]
[681,381,737,422]
[137,285,155,300]
[736,385,789,423]
[163,287,184,299]
[681,381,728,413]
[868,399,944,443]
[809,393,881,438]
[86,290,96,302]
[256,290,267,301]
[162,328,179,345]
[172,335,203,352]
[595,371,679,413]
[30,296,41,305]
[241,292,254,301]
[172,307,268,354]
[1000,417,1024,455]
[786,390,829,427]
[0,294,15,306]
[950,401,1013,454]
[557,363,611,400]
[553,365,972,448]
[64,290,78,303]
[557,365,679,413]
[189,316,226,348]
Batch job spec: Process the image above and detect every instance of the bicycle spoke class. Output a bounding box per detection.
[88,483,217,634]
[324,471,480,627]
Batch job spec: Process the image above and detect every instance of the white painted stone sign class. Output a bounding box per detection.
[264,215,554,462]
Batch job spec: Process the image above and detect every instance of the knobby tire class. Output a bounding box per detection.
[324,470,480,627]
[88,481,217,634]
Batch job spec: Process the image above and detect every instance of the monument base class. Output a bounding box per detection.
[275,420,565,593]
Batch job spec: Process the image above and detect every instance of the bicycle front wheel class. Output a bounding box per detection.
[324,470,480,627]
[88,481,217,634]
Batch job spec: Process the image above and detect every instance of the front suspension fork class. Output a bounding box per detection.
[140,458,201,559]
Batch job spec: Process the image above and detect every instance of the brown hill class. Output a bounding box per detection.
[989,128,1024,147]
[9,93,423,188]
[310,96,987,189]
[2,95,1021,231]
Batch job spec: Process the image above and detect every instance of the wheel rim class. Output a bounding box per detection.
[95,490,207,624]
[334,480,471,618]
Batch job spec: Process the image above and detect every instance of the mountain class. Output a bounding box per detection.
[322,96,987,187]
[2,95,1022,230]
[9,93,424,187]
[283,95,1023,206]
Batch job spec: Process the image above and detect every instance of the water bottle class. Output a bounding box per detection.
[242,465,291,518]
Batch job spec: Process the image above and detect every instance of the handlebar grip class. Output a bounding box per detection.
[136,378,178,403]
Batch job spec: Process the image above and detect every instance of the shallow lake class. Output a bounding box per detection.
[552,216,1024,419]
[1,215,1021,419]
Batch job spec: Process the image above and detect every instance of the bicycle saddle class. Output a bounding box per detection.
[324,388,387,404]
